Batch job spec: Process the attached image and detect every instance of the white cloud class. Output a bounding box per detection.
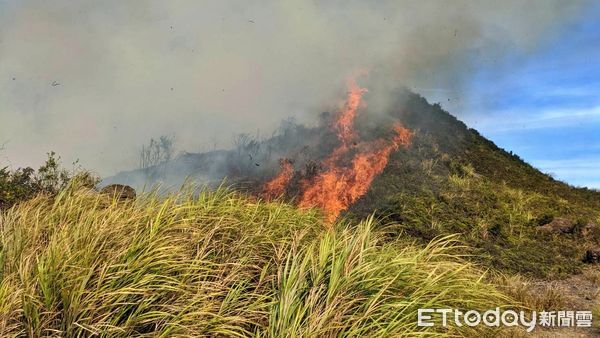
[466,105,600,133]
[528,157,600,190]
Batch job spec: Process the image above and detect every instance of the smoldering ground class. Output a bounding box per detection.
[0,0,586,177]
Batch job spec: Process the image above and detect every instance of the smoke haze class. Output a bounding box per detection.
[0,0,585,176]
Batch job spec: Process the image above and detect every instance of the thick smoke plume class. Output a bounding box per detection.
[0,0,585,176]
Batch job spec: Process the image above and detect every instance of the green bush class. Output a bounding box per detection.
[0,152,97,210]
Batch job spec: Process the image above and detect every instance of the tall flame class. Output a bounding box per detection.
[262,76,413,223]
[298,123,412,222]
[325,77,367,167]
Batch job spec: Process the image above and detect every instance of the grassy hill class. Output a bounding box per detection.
[1,89,599,335]
[100,89,600,278]
[348,90,600,277]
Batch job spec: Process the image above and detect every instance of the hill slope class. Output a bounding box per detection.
[348,90,600,277]
[105,89,600,277]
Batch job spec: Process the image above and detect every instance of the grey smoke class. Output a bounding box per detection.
[0,0,585,176]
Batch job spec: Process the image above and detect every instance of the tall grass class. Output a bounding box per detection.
[0,186,510,336]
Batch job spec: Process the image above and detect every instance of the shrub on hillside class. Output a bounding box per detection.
[0,152,98,209]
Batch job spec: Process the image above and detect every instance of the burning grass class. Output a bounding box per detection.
[0,185,512,336]
[263,76,414,223]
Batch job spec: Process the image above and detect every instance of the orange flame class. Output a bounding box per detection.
[325,77,367,166]
[334,78,367,145]
[262,76,413,222]
[261,158,294,200]
[299,123,412,222]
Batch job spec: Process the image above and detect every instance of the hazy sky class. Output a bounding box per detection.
[459,2,600,189]
[0,0,595,188]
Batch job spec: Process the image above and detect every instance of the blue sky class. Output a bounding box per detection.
[458,3,600,189]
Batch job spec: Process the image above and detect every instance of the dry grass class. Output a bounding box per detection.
[496,274,566,311]
[0,185,511,337]
[582,269,600,286]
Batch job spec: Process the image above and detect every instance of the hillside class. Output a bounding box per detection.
[349,90,600,277]
[104,88,600,278]
[2,87,600,335]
